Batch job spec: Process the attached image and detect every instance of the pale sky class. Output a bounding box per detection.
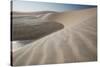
[12,0,96,12]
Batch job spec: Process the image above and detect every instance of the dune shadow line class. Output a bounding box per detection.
[12,22,64,41]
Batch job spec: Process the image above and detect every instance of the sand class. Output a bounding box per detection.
[12,7,97,66]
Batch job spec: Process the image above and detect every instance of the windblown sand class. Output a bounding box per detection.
[12,8,97,66]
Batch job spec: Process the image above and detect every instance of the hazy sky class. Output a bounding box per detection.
[13,0,96,12]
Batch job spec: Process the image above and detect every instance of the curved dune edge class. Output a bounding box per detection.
[12,21,64,40]
[12,7,97,66]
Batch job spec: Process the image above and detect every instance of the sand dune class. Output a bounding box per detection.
[12,7,97,66]
[12,21,64,40]
[12,11,63,41]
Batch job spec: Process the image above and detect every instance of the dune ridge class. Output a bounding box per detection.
[12,7,97,66]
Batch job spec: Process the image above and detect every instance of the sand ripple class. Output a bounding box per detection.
[12,8,97,66]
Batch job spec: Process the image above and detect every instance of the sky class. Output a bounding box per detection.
[12,0,96,12]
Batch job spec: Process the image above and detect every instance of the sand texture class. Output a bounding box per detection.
[12,7,97,66]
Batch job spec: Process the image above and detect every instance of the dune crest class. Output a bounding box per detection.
[12,7,97,66]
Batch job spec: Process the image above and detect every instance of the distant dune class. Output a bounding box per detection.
[12,11,58,16]
[12,11,63,41]
[12,7,97,66]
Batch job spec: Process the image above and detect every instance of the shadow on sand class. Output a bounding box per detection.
[12,22,64,42]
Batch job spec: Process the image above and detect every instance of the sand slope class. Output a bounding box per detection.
[12,7,97,66]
